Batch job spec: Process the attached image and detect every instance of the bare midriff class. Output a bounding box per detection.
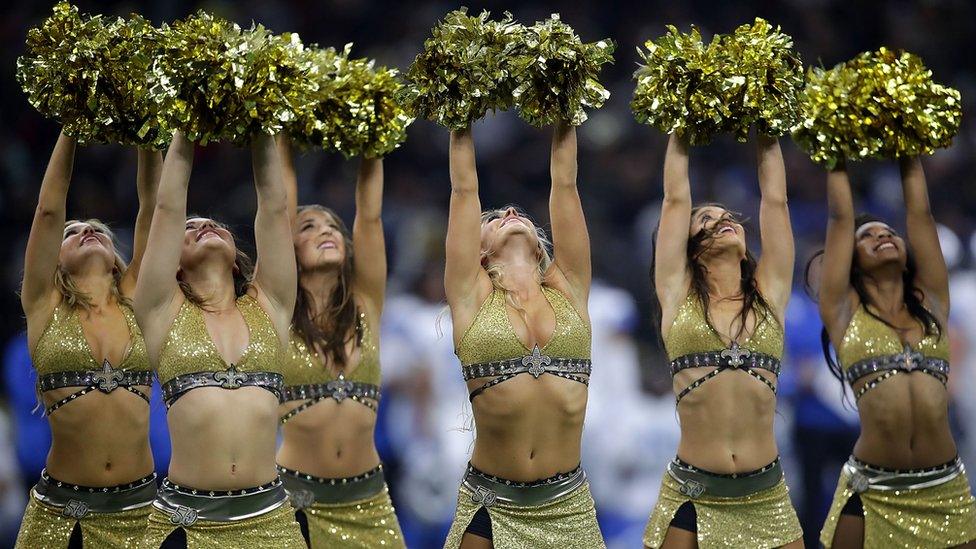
[276,399,380,478]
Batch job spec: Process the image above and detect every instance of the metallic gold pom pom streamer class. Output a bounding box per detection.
[793,48,962,169]
[511,14,614,127]
[400,8,524,130]
[16,2,170,148]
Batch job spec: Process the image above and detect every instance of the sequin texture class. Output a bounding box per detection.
[643,474,802,548]
[16,493,150,548]
[838,305,949,368]
[157,295,282,383]
[664,292,783,361]
[443,482,605,548]
[456,286,590,365]
[32,301,149,375]
[141,502,305,548]
[820,467,976,548]
[299,486,404,548]
[284,310,380,386]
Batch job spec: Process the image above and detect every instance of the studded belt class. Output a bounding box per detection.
[461,345,592,401]
[37,362,154,415]
[845,347,949,401]
[277,464,386,508]
[461,463,588,508]
[843,456,963,493]
[666,457,783,499]
[31,469,157,518]
[160,367,283,409]
[153,477,288,526]
[669,344,781,403]
[279,378,380,422]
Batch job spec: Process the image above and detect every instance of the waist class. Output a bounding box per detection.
[462,462,587,507]
[666,457,783,498]
[33,469,157,516]
[277,464,385,507]
[160,368,283,409]
[843,455,964,492]
[153,477,288,525]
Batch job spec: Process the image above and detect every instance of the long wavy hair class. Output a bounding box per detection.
[649,203,772,350]
[480,205,554,320]
[291,205,361,370]
[805,213,942,392]
[177,216,254,310]
[56,219,130,310]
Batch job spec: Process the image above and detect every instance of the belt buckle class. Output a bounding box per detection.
[678,479,705,499]
[168,505,198,527]
[288,488,315,510]
[847,470,870,493]
[471,485,498,508]
[62,499,89,519]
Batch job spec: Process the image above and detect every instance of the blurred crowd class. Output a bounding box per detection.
[1,1,975,547]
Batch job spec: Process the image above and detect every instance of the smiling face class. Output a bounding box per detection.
[480,206,543,262]
[59,220,118,275]
[854,221,907,272]
[180,217,237,272]
[689,205,747,258]
[293,207,349,272]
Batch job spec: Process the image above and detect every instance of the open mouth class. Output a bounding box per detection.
[716,225,735,236]
[80,235,100,246]
[196,229,220,242]
[317,241,337,250]
[501,217,524,228]
[876,242,896,252]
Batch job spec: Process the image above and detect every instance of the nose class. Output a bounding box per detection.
[199,220,218,230]
[503,207,518,218]
[80,224,95,236]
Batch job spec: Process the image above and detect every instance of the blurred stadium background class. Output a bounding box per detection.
[1,1,975,547]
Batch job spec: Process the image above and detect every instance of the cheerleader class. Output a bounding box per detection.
[642,134,803,548]
[442,122,604,549]
[814,158,976,548]
[134,132,305,547]
[274,136,405,548]
[16,132,160,548]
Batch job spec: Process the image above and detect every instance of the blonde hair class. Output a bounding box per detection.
[480,206,554,317]
[56,219,130,310]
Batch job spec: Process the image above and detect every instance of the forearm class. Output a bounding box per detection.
[252,134,287,211]
[449,129,478,194]
[756,135,787,205]
[663,133,691,204]
[355,157,383,222]
[826,166,854,222]
[36,132,77,218]
[900,156,932,216]
[550,121,577,188]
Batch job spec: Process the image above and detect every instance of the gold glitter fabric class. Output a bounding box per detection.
[838,305,948,368]
[455,287,591,365]
[443,481,604,549]
[642,473,802,548]
[141,502,305,548]
[284,310,380,387]
[157,295,282,383]
[16,492,150,549]
[663,292,783,361]
[819,465,976,548]
[32,301,149,376]
[298,486,404,548]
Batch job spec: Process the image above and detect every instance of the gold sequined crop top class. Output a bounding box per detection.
[157,294,284,408]
[279,310,382,421]
[665,292,784,404]
[32,301,153,415]
[837,305,949,401]
[456,287,592,401]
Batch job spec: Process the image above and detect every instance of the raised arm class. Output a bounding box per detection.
[276,134,299,224]
[754,135,794,316]
[120,148,163,296]
[549,121,591,299]
[134,132,192,326]
[21,132,76,318]
[251,133,298,325]
[444,128,485,307]
[352,157,387,312]
[900,156,949,312]
[654,134,693,312]
[818,163,857,334]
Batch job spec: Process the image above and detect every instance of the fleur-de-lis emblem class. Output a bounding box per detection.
[899,345,923,371]
[62,499,89,519]
[678,479,705,498]
[522,345,552,378]
[720,342,751,369]
[168,505,198,526]
[213,365,248,389]
[288,488,315,510]
[848,470,870,493]
[327,375,354,401]
[92,360,124,393]
[471,485,497,507]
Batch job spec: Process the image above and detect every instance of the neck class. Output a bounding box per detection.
[862,268,907,315]
[70,268,117,309]
[700,251,743,299]
[299,267,341,316]
[489,244,543,299]
[182,262,237,311]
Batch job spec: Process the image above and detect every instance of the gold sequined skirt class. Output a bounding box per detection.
[820,457,976,548]
[141,503,305,548]
[15,491,152,549]
[642,460,802,548]
[443,465,605,549]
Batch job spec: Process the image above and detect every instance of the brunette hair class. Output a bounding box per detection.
[177,216,253,309]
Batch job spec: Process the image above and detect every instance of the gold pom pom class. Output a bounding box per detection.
[793,48,962,168]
